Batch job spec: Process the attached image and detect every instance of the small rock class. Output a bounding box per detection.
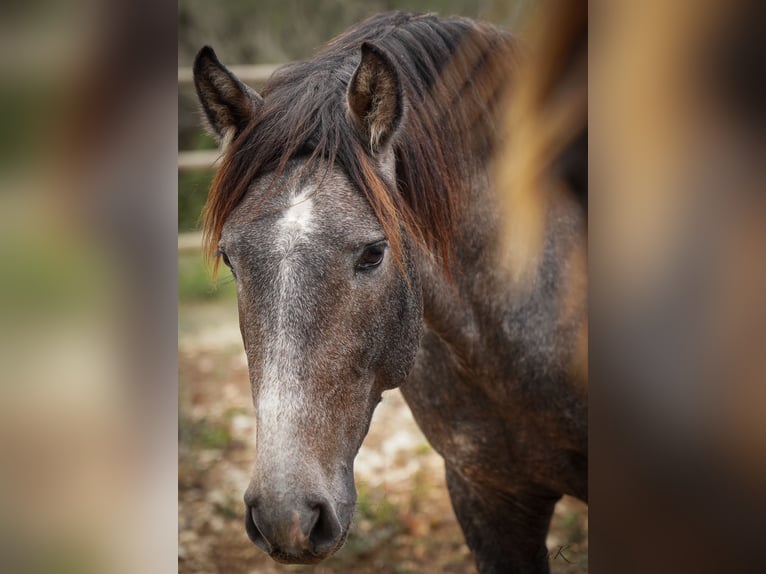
[208,516,225,532]
[207,489,226,506]
[179,530,198,544]
[230,414,253,441]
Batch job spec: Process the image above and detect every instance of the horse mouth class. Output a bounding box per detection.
[262,527,349,564]
[268,521,350,564]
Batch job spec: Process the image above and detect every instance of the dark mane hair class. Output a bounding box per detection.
[203,11,517,274]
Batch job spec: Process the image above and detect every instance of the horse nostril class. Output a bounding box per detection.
[245,504,272,553]
[307,500,342,555]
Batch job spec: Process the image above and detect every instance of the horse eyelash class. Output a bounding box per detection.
[217,273,236,287]
[214,248,228,264]
[214,248,236,277]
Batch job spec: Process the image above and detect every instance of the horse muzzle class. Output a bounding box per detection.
[244,491,349,563]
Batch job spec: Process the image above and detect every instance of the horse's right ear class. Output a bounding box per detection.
[193,46,262,147]
[347,42,403,154]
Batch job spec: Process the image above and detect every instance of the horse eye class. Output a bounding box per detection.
[356,242,387,270]
[216,251,230,267]
[216,249,234,272]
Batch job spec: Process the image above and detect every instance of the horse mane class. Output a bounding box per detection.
[202,11,517,275]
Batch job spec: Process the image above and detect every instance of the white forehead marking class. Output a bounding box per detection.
[276,185,315,253]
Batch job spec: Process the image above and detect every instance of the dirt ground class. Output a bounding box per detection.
[179,300,588,573]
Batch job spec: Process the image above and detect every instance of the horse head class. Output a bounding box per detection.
[194,43,423,563]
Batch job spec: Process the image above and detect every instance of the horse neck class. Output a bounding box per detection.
[416,175,588,388]
[416,171,505,354]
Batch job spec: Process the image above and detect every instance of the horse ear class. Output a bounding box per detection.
[347,42,403,153]
[193,46,262,147]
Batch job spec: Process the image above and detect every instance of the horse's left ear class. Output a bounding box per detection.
[347,42,403,154]
[193,46,262,147]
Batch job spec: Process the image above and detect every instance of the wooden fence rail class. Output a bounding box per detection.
[177,64,280,87]
[178,150,221,171]
[178,231,203,254]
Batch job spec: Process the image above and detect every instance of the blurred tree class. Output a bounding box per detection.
[178,0,528,65]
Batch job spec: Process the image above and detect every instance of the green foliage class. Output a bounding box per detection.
[178,252,236,301]
[0,233,107,321]
[178,129,217,231]
[0,83,51,172]
[213,498,240,519]
[408,467,431,514]
[178,170,214,232]
[344,482,404,558]
[179,414,232,451]
[198,420,232,450]
[178,0,527,67]
[562,510,586,545]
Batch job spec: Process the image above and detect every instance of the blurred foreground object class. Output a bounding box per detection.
[496,0,588,388]
[591,0,766,572]
[0,1,177,573]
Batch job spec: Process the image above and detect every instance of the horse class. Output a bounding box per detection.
[193,11,587,573]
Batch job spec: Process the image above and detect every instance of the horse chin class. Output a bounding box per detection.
[270,551,324,565]
[269,524,351,565]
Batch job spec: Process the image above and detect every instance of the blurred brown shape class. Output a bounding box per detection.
[591,0,766,572]
[0,1,178,573]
